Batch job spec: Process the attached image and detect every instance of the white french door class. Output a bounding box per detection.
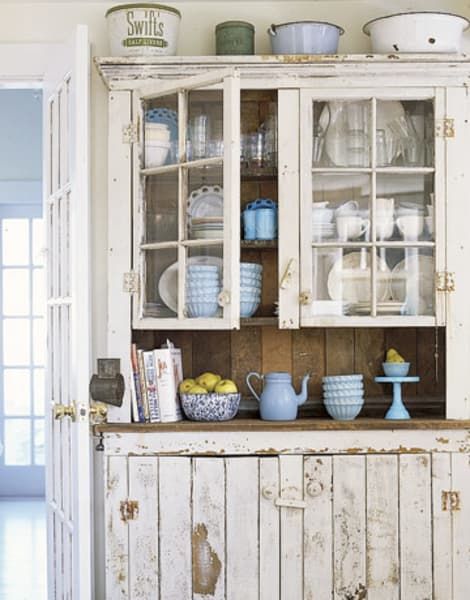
[44,26,92,599]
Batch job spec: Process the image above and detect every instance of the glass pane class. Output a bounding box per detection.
[144,247,178,318]
[3,269,30,315]
[4,419,30,465]
[187,245,224,319]
[32,218,44,266]
[376,100,434,167]
[33,318,45,365]
[34,419,45,465]
[312,100,371,167]
[3,219,29,265]
[144,93,178,167]
[3,318,30,365]
[146,172,178,243]
[33,268,45,316]
[188,165,224,241]
[241,90,277,176]
[386,248,434,316]
[312,173,370,243]
[312,248,372,316]
[4,369,30,416]
[34,369,45,416]
[375,174,433,242]
[187,89,223,162]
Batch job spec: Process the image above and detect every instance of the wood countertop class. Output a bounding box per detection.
[95,417,470,434]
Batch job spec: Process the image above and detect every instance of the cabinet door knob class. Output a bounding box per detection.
[299,291,313,306]
[306,481,323,497]
[218,290,231,306]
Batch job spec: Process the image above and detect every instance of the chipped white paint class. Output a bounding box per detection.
[432,453,453,600]
[399,454,432,600]
[259,458,280,600]
[451,452,470,599]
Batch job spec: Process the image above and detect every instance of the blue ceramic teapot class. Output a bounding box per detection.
[246,371,310,420]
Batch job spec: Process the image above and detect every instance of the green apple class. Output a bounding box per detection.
[196,372,222,392]
[179,378,196,393]
[187,384,209,394]
[214,379,238,394]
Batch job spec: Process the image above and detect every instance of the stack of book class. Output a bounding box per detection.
[130,341,183,423]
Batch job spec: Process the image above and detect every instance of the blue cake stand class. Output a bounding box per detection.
[374,376,420,419]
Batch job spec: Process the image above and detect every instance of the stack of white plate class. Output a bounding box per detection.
[240,262,262,317]
[322,374,364,420]
[186,265,221,318]
[190,216,224,239]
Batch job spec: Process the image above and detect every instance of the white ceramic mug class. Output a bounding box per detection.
[336,215,370,240]
[396,215,424,240]
[335,200,359,216]
[312,208,334,224]
[376,197,394,215]
[375,216,394,240]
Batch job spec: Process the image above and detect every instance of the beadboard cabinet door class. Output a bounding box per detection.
[104,452,470,599]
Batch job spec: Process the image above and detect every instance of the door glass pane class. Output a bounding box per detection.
[4,419,30,465]
[186,245,224,319]
[34,419,44,465]
[187,89,223,162]
[32,268,45,316]
[376,100,434,167]
[312,100,371,168]
[187,165,224,241]
[4,369,30,416]
[144,92,178,167]
[34,369,45,416]
[144,247,178,318]
[33,318,45,365]
[241,90,277,176]
[145,172,178,243]
[312,173,371,243]
[387,248,434,316]
[32,218,44,266]
[3,219,29,265]
[3,268,29,315]
[3,318,30,365]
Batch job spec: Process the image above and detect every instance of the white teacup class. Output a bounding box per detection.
[375,216,394,240]
[396,215,424,240]
[376,197,394,215]
[425,215,434,237]
[336,215,370,240]
[335,200,359,216]
[312,208,334,224]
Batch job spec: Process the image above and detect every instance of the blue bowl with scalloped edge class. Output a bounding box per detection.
[382,362,410,377]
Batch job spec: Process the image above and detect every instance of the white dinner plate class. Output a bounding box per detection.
[187,185,223,218]
[327,251,391,303]
[158,255,223,313]
[391,254,434,305]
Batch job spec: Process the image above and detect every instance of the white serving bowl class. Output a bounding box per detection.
[324,402,363,420]
[145,141,170,167]
[323,382,364,392]
[145,123,171,143]
[363,11,470,54]
[324,392,364,401]
[240,300,260,317]
[323,374,363,383]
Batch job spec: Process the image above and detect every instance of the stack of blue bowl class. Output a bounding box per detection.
[322,374,364,420]
[186,265,221,318]
[240,262,262,317]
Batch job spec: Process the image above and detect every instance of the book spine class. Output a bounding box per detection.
[154,349,183,422]
[143,350,161,423]
[137,349,150,422]
[130,344,145,422]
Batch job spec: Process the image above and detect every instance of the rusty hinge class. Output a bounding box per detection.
[123,271,140,294]
[435,271,455,292]
[442,490,460,512]
[280,258,296,290]
[122,122,139,144]
[120,500,139,522]
[435,118,455,138]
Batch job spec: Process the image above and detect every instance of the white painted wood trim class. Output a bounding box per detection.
[432,452,453,600]
[138,68,237,99]
[434,87,447,327]
[451,452,470,600]
[259,458,280,600]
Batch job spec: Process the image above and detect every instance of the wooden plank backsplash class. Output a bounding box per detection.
[134,327,446,409]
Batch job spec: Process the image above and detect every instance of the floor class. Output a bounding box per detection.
[0,499,46,600]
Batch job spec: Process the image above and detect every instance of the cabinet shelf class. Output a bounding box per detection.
[241,240,278,250]
[240,317,277,327]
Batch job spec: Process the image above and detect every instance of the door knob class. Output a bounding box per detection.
[53,403,76,421]
[89,402,108,424]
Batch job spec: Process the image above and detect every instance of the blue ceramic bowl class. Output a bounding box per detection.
[180,392,241,421]
[186,301,219,318]
[382,362,410,377]
[324,402,363,420]
[240,300,260,317]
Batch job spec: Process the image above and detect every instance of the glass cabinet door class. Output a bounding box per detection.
[300,90,443,325]
[132,71,240,329]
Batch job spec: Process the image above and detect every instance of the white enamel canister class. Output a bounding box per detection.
[106,3,181,56]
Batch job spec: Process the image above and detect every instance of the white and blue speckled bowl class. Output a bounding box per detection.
[180,392,241,421]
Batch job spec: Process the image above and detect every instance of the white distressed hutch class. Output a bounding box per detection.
[96,55,470,599]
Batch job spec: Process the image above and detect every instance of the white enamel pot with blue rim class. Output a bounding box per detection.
[267,21,344,55]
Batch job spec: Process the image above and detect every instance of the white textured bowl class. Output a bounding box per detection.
[145,142,170,167]
[323,374,363,383]
[324,402,363,420]
[323,383,364,392]
[323,393,364,402]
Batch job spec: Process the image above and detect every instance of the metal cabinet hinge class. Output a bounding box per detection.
[435,271,455,292]
[122,122,139,144]
[120,500,139,523]
[435,118,455,138]
[280,258,296,290]
[123,271,140,294]
[442,490,460,512]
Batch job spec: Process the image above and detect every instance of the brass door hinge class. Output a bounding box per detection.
[436,271,455,292]
[53,402,76,421]
[280,258,296,290]
[120,500,139,523]
[122,122,139,144]
[442,490,460,512]
[123,271,140,294]
[435,118,455,138]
